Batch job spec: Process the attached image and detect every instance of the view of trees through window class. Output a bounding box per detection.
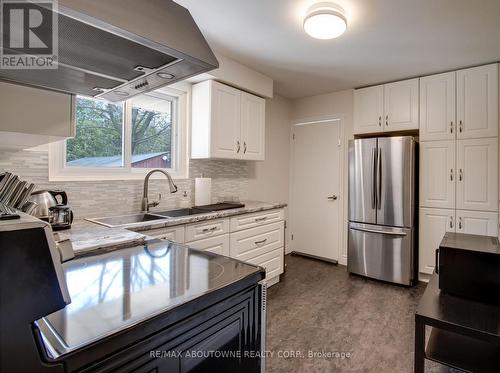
[66,95,173,169]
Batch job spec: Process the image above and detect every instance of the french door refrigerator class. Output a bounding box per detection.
[348,136,417,286]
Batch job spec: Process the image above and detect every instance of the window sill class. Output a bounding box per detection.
[48,169,189,182]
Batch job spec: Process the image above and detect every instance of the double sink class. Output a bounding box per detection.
[90,208,209,228]
[88,203,245,228]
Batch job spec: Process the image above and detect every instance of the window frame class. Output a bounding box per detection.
[49,86,189,181]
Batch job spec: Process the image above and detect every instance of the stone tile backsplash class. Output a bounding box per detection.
[0,149,249,219]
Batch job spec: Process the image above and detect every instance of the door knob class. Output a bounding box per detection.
[327,195,338,201]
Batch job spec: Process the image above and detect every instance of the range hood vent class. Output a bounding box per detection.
[0,0,218,101]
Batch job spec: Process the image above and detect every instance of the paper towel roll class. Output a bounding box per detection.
[195,178,211,206]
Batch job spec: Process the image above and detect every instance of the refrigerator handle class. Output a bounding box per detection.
[372,148,377,209]
[377,148,382,210]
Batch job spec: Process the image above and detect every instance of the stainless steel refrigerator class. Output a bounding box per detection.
[348,136,417,286]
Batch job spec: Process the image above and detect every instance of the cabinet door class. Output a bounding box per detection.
[456,210,498,237]
[211,81,241,159]
[353,85,384,134]
[241,92,265,160]
[419,141,456,209]
[419,72,456,141]
[419,208,455,275]
[456,138,498,212]
[457,64,498,139]
[186,234,230,256]
[384,78,419,131]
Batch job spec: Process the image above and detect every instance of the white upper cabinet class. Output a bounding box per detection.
[420,141,456,209]
[457,64,498,139]
[419,207,455,275]
[353,85,384,134]
[241,92,266,160]
[191,80,266,160]
[0,81,75,149]
[211,83,241,159]
[384,78,419,131]
[353,78,418,135]
[419,72,456,141]
[456,138,498,212]
[456,210,498,237]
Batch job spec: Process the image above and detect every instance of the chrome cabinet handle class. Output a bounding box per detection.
[385,115,389,126]
[449,216,453,229]
[202,226,218,233]
[450,121,453,134]
[458,217,463,230]
[378,116,382,127]
[327,195,338,201]
[255,217,267,222]
[459,120,463,133]
[450,169,453,181]
[243,141,247,154]
[236,141,241,153]
[254,238,267,245]
[459,169,463,181]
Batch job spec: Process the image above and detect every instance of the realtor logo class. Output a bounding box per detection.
[0,0,58,69]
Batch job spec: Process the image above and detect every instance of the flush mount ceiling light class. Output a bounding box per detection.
[303,2,347,39]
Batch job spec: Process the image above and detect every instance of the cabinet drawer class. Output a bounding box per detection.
[185,219,229,242]
[244,247,284,281]
[139,225,185,243]
[187,234,230,256]
[230,209,284,232]
[230,221,284,261]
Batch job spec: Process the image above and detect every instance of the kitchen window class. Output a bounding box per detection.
[49,87,188,181]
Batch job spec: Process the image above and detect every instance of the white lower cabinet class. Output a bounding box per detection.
[455,210,498,236]
[141,208,286,287]
[139,226,185,243]
[187,234,230,256]
[419,208,455,276]
[419,207,498,278]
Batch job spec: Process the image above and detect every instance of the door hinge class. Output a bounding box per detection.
[292,133,295,140]
[291,234,294,240]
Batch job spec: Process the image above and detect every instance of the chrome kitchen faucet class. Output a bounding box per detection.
[141,169,178,212]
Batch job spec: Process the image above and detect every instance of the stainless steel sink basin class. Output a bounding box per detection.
[88,213,167,227]
[152,208,210,218]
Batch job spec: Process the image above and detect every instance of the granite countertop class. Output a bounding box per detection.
[37,240,265,358]
[56,221,146,257]
[88,200,287,232]
[62,201,285,256]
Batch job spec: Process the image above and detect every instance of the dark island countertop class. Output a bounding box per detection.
[36,240,265,360]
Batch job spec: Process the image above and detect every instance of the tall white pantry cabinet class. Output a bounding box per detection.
[419,63,499,279]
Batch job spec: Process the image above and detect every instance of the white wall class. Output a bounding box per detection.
[290,89,354,265]
[247,95,291,249]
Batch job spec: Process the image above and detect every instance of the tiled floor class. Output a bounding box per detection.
[266,254,455,373]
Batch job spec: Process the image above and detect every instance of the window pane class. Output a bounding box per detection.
[131,94,173,169]
[66,97,124,167]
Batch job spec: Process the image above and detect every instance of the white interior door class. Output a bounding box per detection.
[290,119,341,262]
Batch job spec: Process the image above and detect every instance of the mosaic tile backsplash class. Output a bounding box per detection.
[0,150,250,219]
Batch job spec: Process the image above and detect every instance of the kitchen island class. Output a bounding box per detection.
[27,238,265,372]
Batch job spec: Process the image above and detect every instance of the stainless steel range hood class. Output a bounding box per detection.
[0,0,218,101]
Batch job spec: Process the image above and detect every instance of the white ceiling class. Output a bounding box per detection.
[176,0,500,99]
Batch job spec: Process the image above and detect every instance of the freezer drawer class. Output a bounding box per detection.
[348,222,414,285]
